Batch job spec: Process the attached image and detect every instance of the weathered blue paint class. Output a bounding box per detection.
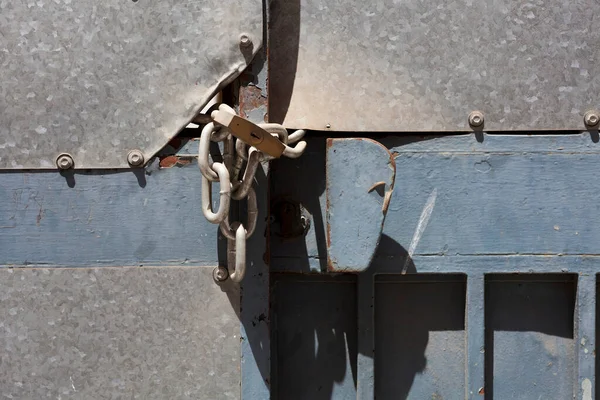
[466,274,485,399]
[577,273,596,400]
[2,132,599,398]
[0,161,221,267]
[374,275,466,399]
[485,275,576,399]
[356,272,375,400]
[270,138,328,272]
[270,274,358,400]
[241,163,271,400]
[268,133,599,399]
[326,138,395,272]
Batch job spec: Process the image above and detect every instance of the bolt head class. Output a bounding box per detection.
[239,34,252,48]
[56,153,74,170]
[213,266,229,282]
[468,111,485,128]
[127,150,145,167]
[584,111,600,127]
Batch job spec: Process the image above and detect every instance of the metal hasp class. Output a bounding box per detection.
[270,0,600,131]
[0,1,263,169]
[326,138,395,271]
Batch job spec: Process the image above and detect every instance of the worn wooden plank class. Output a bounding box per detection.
[576,273,596,400]
[374,275,466,399]
[381,132,600,154]
[0,161,221,267]
[326,138,395,271]
[270,275,358,400]
[466,274,485,399]
[485,275,577,399]
[387,151,600,256]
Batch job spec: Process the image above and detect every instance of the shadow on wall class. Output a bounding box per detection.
[269,236,428,400]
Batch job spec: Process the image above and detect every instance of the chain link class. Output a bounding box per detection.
[198,104,307,282]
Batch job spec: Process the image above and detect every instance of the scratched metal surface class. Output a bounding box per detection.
[0,0,262,169]
[269,133,597,399]
[269,0,600,131]
[0,267,240,399]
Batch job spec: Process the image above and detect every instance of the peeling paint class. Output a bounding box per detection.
[582,378,592,400]
[402,188,437,274]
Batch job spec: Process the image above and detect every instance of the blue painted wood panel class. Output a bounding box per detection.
[0,161,220,267]
[375,275,466,400]
[270,275,358,400]
[485,275,577,400]
[269,133,599,399]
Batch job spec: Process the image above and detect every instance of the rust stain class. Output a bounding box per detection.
[239,85,267,121]
[159,156,193,168]
[159,155,178,168]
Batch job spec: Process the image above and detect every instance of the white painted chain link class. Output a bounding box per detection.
[199,104,306,282]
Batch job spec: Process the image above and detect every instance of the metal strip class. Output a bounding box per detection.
[576,273,596,400]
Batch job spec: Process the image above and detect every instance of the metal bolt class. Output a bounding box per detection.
[326,123,331,129]
[56,153,74,170]
[584,110,600,127]
[127,150,145,167]
[213,266,229,282]
[239,34,252,48]
[468,111,485,128]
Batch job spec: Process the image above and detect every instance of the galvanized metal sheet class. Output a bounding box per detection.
[0,267,240,399]
[0,0,262,169]
[269,0,600,132]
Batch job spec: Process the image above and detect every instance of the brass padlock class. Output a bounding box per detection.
[212,108,285,158]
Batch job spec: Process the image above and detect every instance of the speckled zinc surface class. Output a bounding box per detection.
[0,0,262,169]
[270,0,600,131]
[0,267,240,399]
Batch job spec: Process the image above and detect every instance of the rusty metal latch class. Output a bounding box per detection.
[198,104,307,282]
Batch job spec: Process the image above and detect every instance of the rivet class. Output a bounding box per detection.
[127,150,145,167]
[213,266,229,282]
[326,123,331,129]
[468,111,485,128]
[239,34,252,48]
[56,153,74,170]
[584,110,600,128]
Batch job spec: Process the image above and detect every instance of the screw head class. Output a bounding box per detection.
[127,150,145,167]
[56,153,74,170]
[213,266,229,282]
[584,110,600,127]
[239,34,252,48]
[468,111,485,128]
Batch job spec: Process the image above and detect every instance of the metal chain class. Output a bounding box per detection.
[198,104,306,282]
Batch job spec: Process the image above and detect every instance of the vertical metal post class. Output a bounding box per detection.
[357,272,375,400]
[466,274,485,399]
[576,273,596,400]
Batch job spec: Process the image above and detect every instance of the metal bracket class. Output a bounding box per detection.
[326,138,396,272]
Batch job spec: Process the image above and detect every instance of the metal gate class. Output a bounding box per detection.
[1,0,599,398]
